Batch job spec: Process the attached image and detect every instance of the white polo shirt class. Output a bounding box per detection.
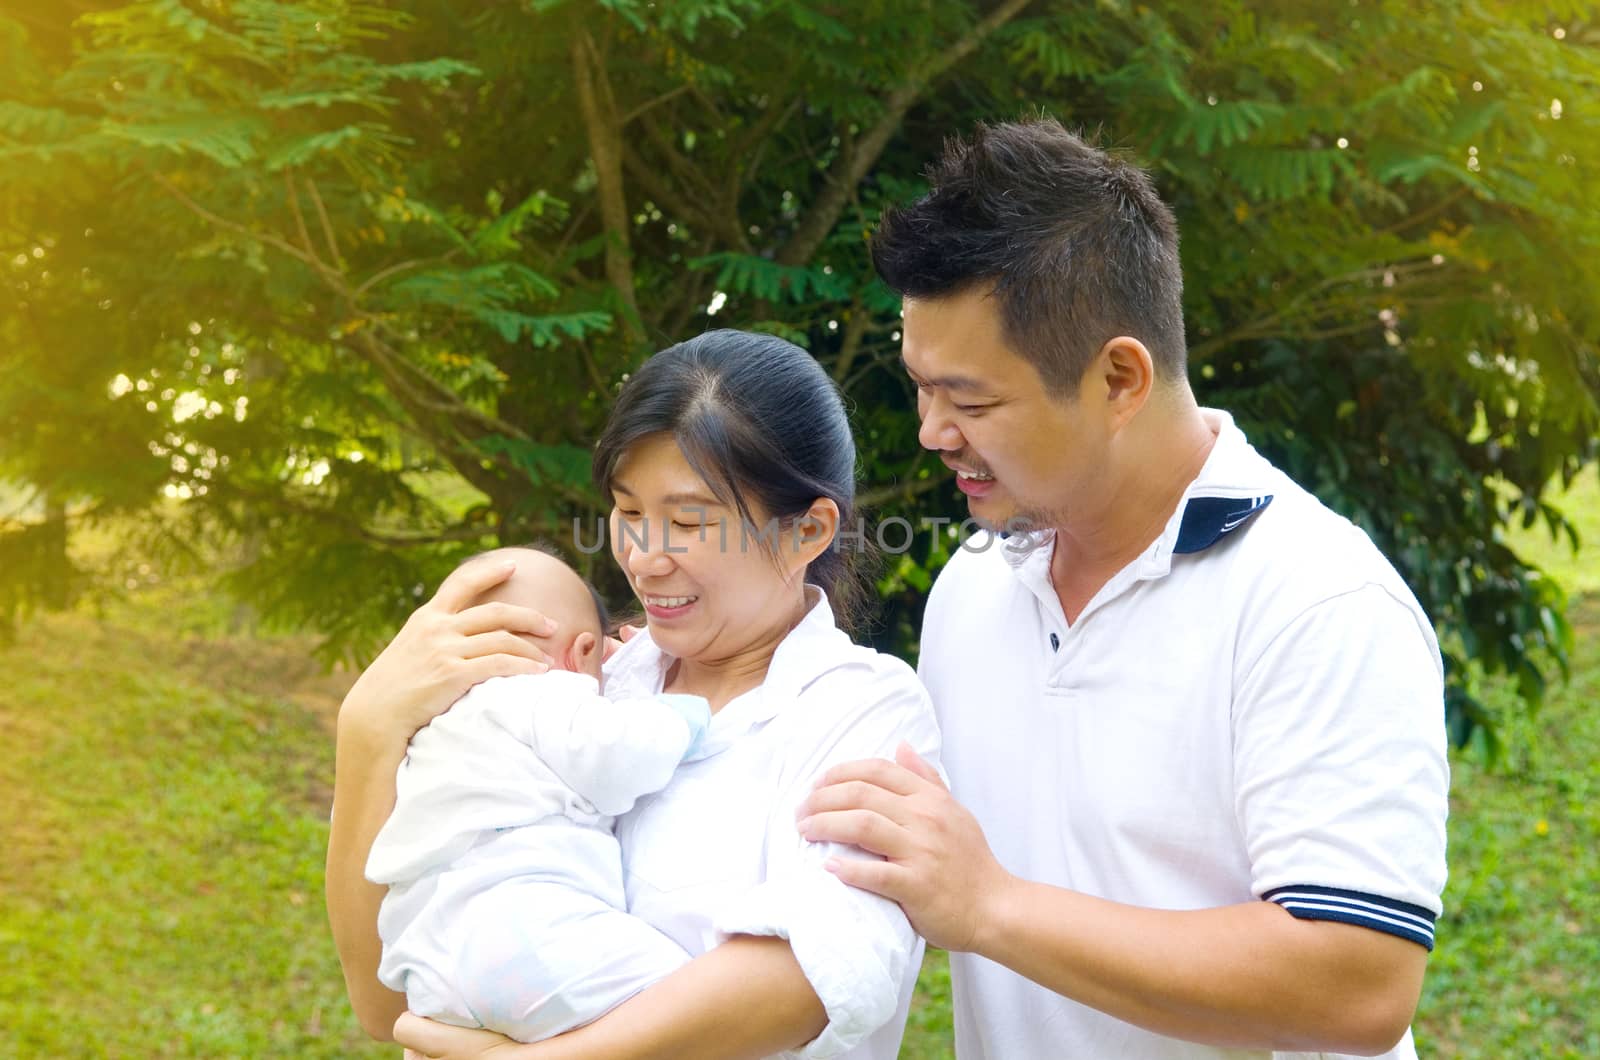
[920,409,1449,1060]
[607,588,943,1060]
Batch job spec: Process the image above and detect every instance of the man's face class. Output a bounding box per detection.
[900,288,1108,533]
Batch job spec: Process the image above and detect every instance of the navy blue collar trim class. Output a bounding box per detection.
[1172,494,1273,555]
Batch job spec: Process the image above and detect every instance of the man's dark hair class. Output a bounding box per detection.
[871,118,1187,394]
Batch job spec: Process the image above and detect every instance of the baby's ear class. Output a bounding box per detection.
[567,631,600,675]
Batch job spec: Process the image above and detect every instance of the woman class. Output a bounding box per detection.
[327,329,941,1059]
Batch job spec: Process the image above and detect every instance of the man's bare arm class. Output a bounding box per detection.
[800,746,1427,1055]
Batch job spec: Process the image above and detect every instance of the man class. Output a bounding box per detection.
[799,118,1449,1058]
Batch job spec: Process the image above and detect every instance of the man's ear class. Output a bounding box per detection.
[785,497,840,575]
[1095,335,1155,430]
[566,631,598,673]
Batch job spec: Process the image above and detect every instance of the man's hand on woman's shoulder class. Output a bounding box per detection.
[796,741,1014,954]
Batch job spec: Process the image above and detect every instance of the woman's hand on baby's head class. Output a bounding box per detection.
[340,558,559,739]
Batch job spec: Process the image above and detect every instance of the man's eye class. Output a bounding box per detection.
[954,403,987,415]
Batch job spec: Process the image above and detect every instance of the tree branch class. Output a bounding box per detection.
[345,346,513,505]
[859,468,946,510]
[304,176,346,271]
[1189,259,1444,361]
[777,0,1033,267]
[159,164,545,474]
[731,92,802,167]
[620,83,691,126]
[730,95,803,206]
[687,82,729,128]
[352,252,458,301]
[211,481,496,548]
[153,170,342,285]
[621,142,750,252]
[571,26,642,344]
[577,341,610,397]
[638,111,724,211]
[350,327,532,444]
[283,168,325,270]
[832,295,871,383]
[659,234,718,341]
[840,332,909,394]
[1372,186,1472,240]
[550,199,596,267]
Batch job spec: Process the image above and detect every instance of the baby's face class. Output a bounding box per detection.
[464,549,605,680]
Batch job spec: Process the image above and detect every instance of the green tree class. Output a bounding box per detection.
[2,0,1596,751]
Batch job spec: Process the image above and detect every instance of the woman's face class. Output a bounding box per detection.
[608,433,811,665]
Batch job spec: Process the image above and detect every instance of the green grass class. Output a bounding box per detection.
[1505,470,1600,598]
[4,475,1598,1057]
[0,609,388,1059]
[1415,594,1600,1056]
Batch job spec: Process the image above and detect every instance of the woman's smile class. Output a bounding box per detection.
[641,592,699,618]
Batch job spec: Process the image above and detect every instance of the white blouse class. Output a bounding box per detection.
[605,589,942,1060]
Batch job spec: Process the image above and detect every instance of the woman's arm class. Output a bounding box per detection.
[394,936,827,1060]
[391,673,943,1060]
[326,709,412,1039]
[325,557,556,1040]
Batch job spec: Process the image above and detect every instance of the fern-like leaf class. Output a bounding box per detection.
[689,252,851,303]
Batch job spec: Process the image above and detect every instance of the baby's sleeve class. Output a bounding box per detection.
[712,665,941,1059]
[526,683,709,817]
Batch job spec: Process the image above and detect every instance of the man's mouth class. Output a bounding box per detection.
[953,468,998,498]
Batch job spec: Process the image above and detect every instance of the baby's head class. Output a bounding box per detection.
[451,545,608,680]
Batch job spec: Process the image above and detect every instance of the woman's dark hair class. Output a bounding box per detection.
[592,329,870,631]
[871,117,1187,395]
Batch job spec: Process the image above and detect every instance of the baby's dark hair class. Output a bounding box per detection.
[452,541,611,635]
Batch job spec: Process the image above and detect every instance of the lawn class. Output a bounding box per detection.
[3,472,1597,1056]
[0,605,384,1058]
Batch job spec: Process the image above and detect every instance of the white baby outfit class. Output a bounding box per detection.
[366,669,711,1041]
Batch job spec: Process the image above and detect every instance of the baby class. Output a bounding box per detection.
[365,546,709,1041]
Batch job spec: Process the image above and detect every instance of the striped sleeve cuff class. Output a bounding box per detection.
[1263,885,1437,951]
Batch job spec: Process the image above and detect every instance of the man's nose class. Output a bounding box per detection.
[917,402,963,451]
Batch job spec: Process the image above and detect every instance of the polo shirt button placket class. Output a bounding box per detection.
[1045,623,1075,695]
